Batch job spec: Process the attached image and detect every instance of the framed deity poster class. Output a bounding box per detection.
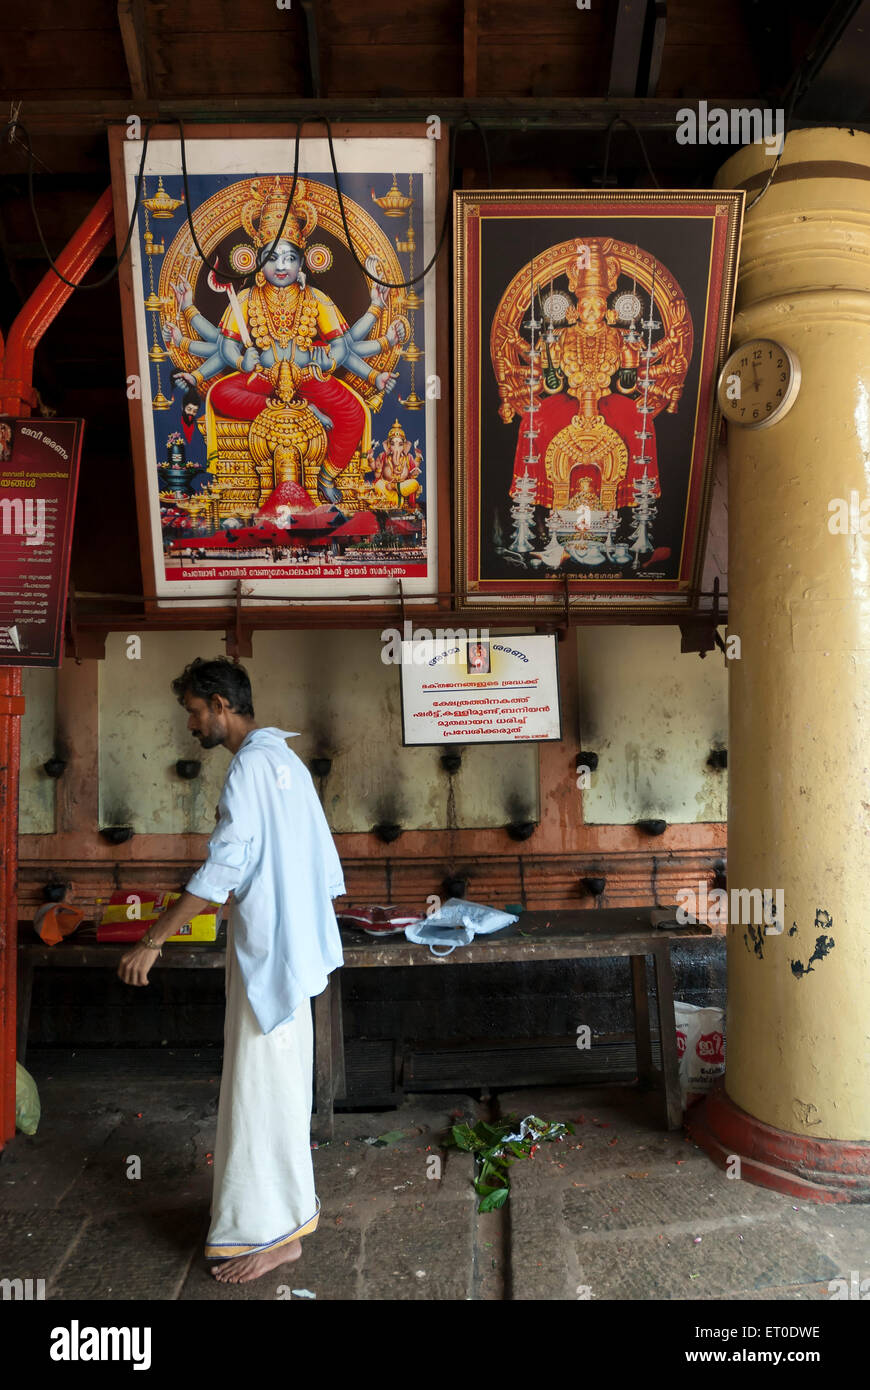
[110,124,447,603]
[454,191,743,613]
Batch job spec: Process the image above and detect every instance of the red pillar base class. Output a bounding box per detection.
[688,1085,870,1204]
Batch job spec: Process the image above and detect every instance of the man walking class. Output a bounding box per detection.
[118,657,345,1283]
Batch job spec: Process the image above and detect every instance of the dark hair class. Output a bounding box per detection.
[171,657,254,717]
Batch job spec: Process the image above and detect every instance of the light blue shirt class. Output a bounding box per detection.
[186,727,345,1034]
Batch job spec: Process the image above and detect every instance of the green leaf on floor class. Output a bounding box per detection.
[479,1187,510,1212]
[443,1113,573,1213]
[374,1129,406,1146]
[450,1122,480,1151]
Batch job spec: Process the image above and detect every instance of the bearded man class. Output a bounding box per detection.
[118,657,345,1283]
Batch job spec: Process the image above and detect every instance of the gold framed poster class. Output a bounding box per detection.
[454,190,743,614]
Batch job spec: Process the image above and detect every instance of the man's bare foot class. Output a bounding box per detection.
[211,1238,302,1284]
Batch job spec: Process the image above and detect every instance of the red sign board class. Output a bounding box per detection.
[0,418,84,667]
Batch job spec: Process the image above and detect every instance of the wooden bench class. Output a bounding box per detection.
[15,922,229,1064]
[17,909,709,1137]
[313,908,710,1139]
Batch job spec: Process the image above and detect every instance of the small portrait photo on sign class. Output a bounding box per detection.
[0,421,12,463]
[466,639,491,674]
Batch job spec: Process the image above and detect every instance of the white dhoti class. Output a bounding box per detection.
[205,917,320,1260]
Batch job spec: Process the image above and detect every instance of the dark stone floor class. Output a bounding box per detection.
[2,1053,867,1301]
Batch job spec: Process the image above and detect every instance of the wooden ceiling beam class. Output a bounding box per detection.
[789,0,870,121]
[116,0,151,103]
[645,0,667,98]
[8,96,766,133]
[299,0,323,100]
[464,0,479,100]
[608,0,650,98]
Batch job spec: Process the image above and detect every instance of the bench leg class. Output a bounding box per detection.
[312,984,335,1142]
[330,968,346,1101]
[16,958,34,1066]
[630,953,653,1089]
[652,942,683,1130]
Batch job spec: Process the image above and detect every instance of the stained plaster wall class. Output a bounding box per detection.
[578,626,728,824]
[19,667,57,834]
[97,629,540,833]
[20,626,728,833]
[18,625,722,828]
[21,626,728,1068]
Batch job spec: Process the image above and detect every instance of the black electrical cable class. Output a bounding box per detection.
[174,111,492,292]
[173,110,492,293]
[316,111,493,291]
[601,114,661,189]
[744,68,806,212]
[6,118,154,290]
[3,110,493,298]
[175,116,302,285]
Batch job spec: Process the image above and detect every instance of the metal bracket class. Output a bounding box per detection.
[558,573,572,637]
[225,579,253,660]
[679,577,725,658]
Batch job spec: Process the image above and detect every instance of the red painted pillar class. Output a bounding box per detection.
[0,188,114,1147]
[0,670,24,1142]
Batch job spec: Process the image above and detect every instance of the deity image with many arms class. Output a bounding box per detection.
[491,238,691,524]
[162,176,409,515]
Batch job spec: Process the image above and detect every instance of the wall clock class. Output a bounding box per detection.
[717,337,801,430]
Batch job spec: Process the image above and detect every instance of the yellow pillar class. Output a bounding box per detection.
[692,129,870,1197]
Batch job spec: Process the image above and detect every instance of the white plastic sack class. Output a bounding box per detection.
[404,898,517,956]
[674,1001,725,1109]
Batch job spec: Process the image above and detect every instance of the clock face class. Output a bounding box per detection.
[717,338,801,430]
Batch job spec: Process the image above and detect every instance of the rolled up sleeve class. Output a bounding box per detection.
[186,763,256,904]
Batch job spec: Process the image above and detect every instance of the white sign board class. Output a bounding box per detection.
[400,633,561,745]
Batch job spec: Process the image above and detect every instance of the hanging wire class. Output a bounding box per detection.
[317,111,491,290]
[172,113,491,291]
[2,111,493,296]
[177,111,491,291]
[744,66,807,212]
[4,117,154,290]
[601,114,661,189]
[176,116,301,285]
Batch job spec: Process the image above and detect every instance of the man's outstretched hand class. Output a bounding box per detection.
[118,943,161,987]
[116,889,212,988]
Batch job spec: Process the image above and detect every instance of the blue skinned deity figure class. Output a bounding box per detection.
[162,177,408,515]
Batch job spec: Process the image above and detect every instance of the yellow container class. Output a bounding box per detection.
[96,890,219,942]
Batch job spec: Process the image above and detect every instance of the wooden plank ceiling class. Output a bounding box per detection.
[0,0,863,604]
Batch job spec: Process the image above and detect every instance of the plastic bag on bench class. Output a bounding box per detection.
[404,898,517,957]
